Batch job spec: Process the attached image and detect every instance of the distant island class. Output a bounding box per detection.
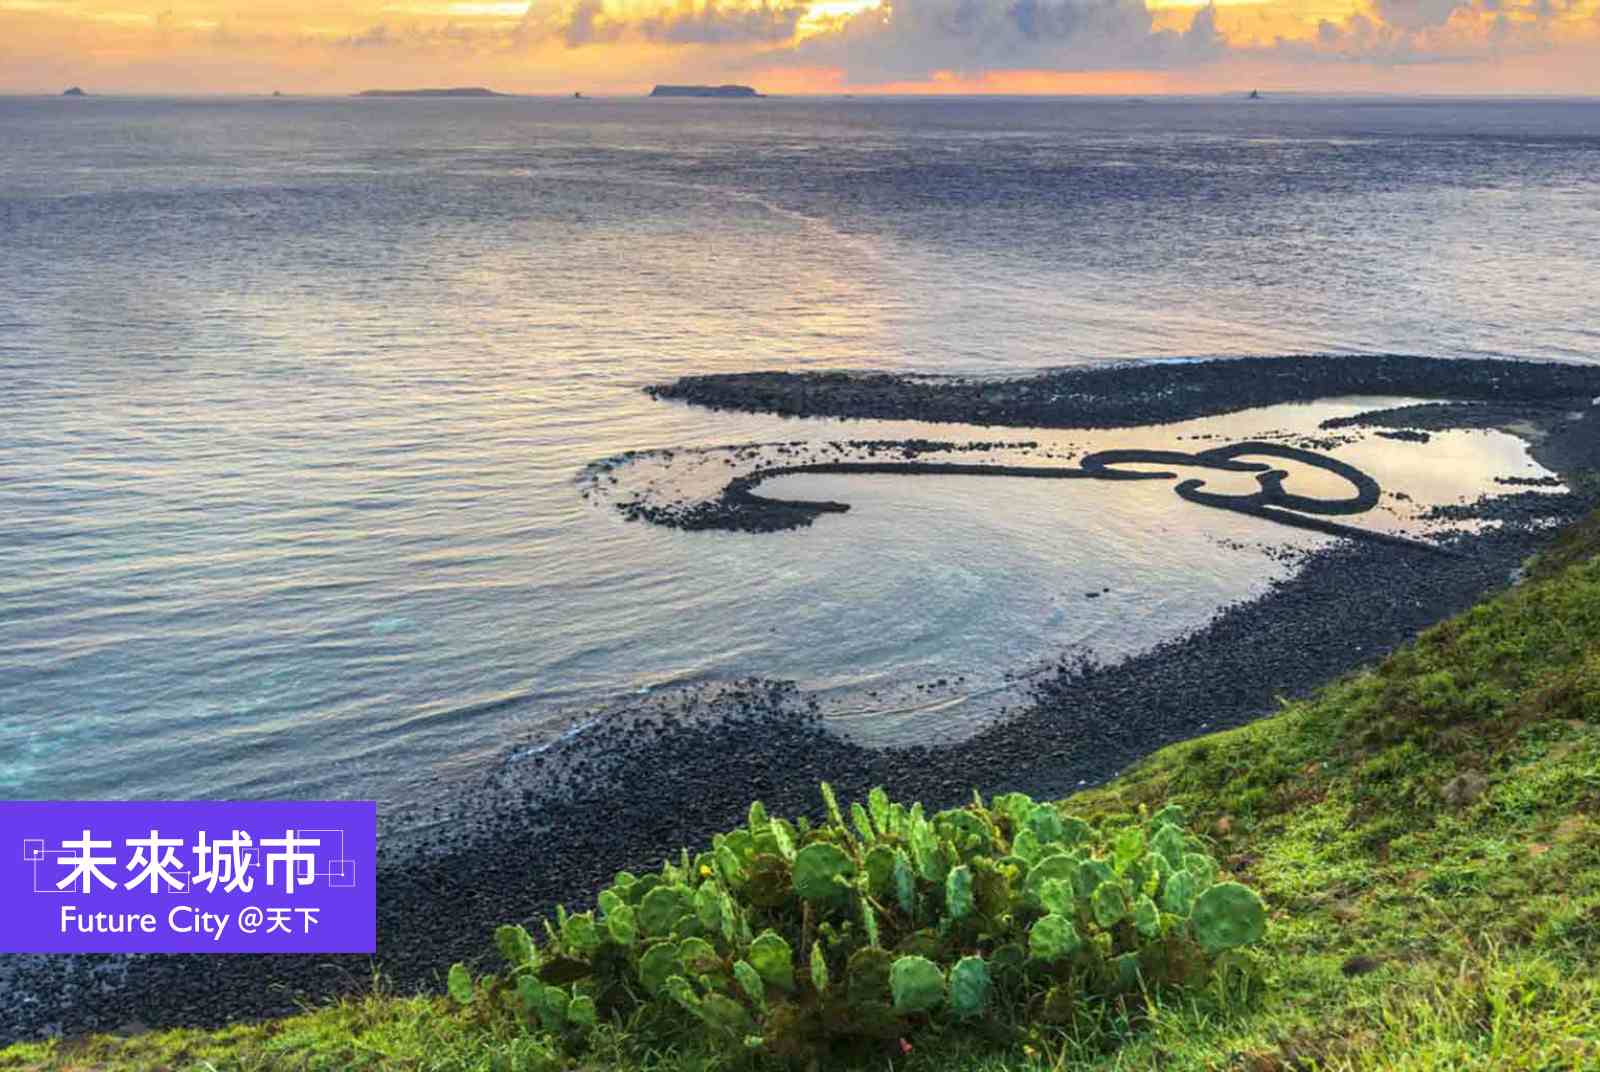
[649,84,762,98]
[356,87,504,98]
[62,86,86,97]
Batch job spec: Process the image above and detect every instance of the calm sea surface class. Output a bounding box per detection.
[2,96,1596,813]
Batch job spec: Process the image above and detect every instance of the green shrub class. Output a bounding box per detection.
[450,785,1267,1065]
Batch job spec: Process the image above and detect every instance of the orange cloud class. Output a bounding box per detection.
[1,0,1597,92]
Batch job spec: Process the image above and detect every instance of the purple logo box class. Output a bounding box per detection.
[2,801,375,954]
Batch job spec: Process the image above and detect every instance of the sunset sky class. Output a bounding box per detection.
[3,0,1598,95]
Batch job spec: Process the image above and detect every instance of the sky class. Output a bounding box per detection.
[3,0,1598,94]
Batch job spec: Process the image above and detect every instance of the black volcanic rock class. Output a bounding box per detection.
[650,84,762,98]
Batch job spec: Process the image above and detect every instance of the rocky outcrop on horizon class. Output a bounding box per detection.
[649,84,761,98]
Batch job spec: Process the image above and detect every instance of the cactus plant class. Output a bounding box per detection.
[1074,857,1114,900]
[679,936,720,974]
[694,883,722,932]
[846,947,893,1003]
[464,783,1266,1069]
[515,975,541,1017]
[1151,823,1188,870]
[567,995,597,1028]
[864,844,895,897]
[909,819,942,881]
[496,924,536,972]
[1114,951,1142,992]
[860,898,880,948]
[1191,882,1267,953]
[948,956,991,1017]
[700,993,753,1035]
[1112,825,1145,869]
[446,962,473,1004]
[638,941,680,996]
[1038,877,1073,916]
[1060,815,1094,846]
[852,801,875,842]
[867,786,891,832]
[1184,851,1219,886]
[733,959,767,1012]
[1133,894,1162,938]
[748,930,795,991]
[819,781,846,831]
[715,843,743,885]
[945,864,974,920]
[638,884,695,937]
[769,820,796,862]
[561,912,600,954]
[606,904,638,946]
[661,975,700,1015]
[893,848,916,916]
[517,978,572,1032]
[809,941,829,994]
[1028,913,1081,961]
[792,842,853,902]
[890,955,945,1013]
[1025,852,1079,905]
[1161,868,1200,915]
[1092,879,1131,928]
[1027,804,1065,843]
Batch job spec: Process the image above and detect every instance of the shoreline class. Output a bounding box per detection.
[4,354,1598,1043]
[646,354,1600,438]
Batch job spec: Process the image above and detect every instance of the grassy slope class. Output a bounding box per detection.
[5,517,1598,1072]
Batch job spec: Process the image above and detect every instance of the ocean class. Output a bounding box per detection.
[2,94,1596,815]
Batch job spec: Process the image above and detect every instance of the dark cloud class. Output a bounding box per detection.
[1004,0,1150,42]
[1270,0,1582,66]
[549,0,808,45]
[637,0,809,42]
[1372,0,1466,30]
[1183,2,1224,53]
[785,0,1225,80]
[563,0,621,43]
[302,0,1589,76]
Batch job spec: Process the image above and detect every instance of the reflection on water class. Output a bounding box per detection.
[1,96,1595,818]
[582,397,1559,746]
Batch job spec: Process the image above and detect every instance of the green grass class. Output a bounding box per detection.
[7,513,1600,1072]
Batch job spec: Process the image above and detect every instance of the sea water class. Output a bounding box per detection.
[1,95,1595,813]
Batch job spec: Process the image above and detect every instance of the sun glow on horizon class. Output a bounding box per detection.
[383,1,532,14]
[795,0,884,39]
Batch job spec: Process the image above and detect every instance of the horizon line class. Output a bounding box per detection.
[11,89,1600,101]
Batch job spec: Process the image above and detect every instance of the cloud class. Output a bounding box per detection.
[329,16,510,50]
[637,0,808,42]
[1266,0,1592,66]
[562,0,618,43]
[3,0,1598,92]
[342,22,393,46]
[534,0,810,45]
[1373,0,1467,30]
[778,0,1226,81]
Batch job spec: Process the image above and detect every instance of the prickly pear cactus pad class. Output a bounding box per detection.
[449,783,1268,1065]
[889,955,945,1013]
[1190,882,1269,954]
